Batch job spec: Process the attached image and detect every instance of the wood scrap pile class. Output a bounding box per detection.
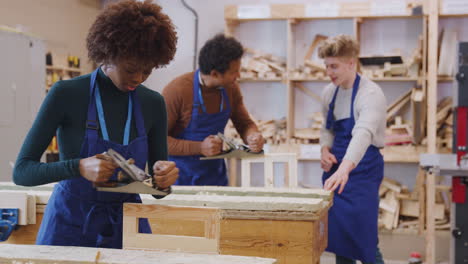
[290,34,328,80]
[385,87,428,146]
[385,116,413,146]
[436,96,453,150]
[290,61,327,80]
[419,96,453,149]
[378,177,451,231]
[292,112,323,144]
[224,118,288,145]
[240,48,286,80]
[258,118,287,144]
[361,35,423,79]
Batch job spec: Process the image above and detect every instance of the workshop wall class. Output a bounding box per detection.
[0,0,101,73]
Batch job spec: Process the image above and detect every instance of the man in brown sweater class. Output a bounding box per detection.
[162,34,264,186]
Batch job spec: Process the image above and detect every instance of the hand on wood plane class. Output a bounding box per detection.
[246,132,265,153]
[201,135,223,157]
[153,161,179,189]
[79,154,119,187]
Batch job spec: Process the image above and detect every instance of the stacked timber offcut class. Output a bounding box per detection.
[436,97,453,150]
[360,35,423,79]
[290,60,327,80]
[240,48,286,80]
[385,116,413,146]
[224,118,287,145]
[378,177,451,231]
[293,112,323,144]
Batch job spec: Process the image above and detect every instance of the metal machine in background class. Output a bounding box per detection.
[452,41,468,263]
[420,41,468,264]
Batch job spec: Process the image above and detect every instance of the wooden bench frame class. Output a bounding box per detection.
[123,203,220,254]
[241,153,298,187]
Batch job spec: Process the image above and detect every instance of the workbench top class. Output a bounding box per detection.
[0,182,332,215]
[0,244,277,264]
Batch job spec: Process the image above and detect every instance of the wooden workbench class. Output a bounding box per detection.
[0,184,332,264]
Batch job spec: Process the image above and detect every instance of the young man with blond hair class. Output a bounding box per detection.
[319,34,386,264]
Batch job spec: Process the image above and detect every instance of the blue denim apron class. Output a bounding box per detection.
[169,70,231,186]
[36,68,151,248]
[322,75,384,262]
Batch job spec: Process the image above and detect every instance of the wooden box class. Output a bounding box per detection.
[126,186,332,264]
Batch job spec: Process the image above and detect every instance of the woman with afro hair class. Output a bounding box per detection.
[13,0,179,248]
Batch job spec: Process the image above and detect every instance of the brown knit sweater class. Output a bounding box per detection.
[162,72,258,156]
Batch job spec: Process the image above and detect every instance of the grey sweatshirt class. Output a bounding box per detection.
[320,76,387,165]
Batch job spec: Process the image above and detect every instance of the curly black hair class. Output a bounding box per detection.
[86,0,177,68]
[198,34,244,74]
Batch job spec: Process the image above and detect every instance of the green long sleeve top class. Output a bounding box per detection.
[13,68,168,186]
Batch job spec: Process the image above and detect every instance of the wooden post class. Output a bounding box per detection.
[241,159,252,187]
[224,20,238,37]
[425,0,439,263]
[354,17,362,73]
[228,158,238,186]
[264,155,274,187]
[426,169,436,264]
[286,19,296,140]
[426,0,438,154]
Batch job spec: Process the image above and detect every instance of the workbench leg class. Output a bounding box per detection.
[418,171,426,235]
[425,169,436,264]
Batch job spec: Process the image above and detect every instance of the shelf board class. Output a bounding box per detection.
[290,77,420,82]
[439,13,468,18]
[290,78,329,82]
[227,15,423,22]
[226,18,285,22]
[297,15,423,21]
[371,77,420,82]
[268,143,428,163]
[438,76,454,82]
[238,78,284,82]
[46,66,81,73]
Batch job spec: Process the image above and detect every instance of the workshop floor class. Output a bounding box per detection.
[320,252,407,264]
[319,229,451,264]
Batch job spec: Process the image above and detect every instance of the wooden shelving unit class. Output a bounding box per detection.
[225,3,428,163]
[45,65,81,91]
[46,65,81,73]
[44,64,82,162]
